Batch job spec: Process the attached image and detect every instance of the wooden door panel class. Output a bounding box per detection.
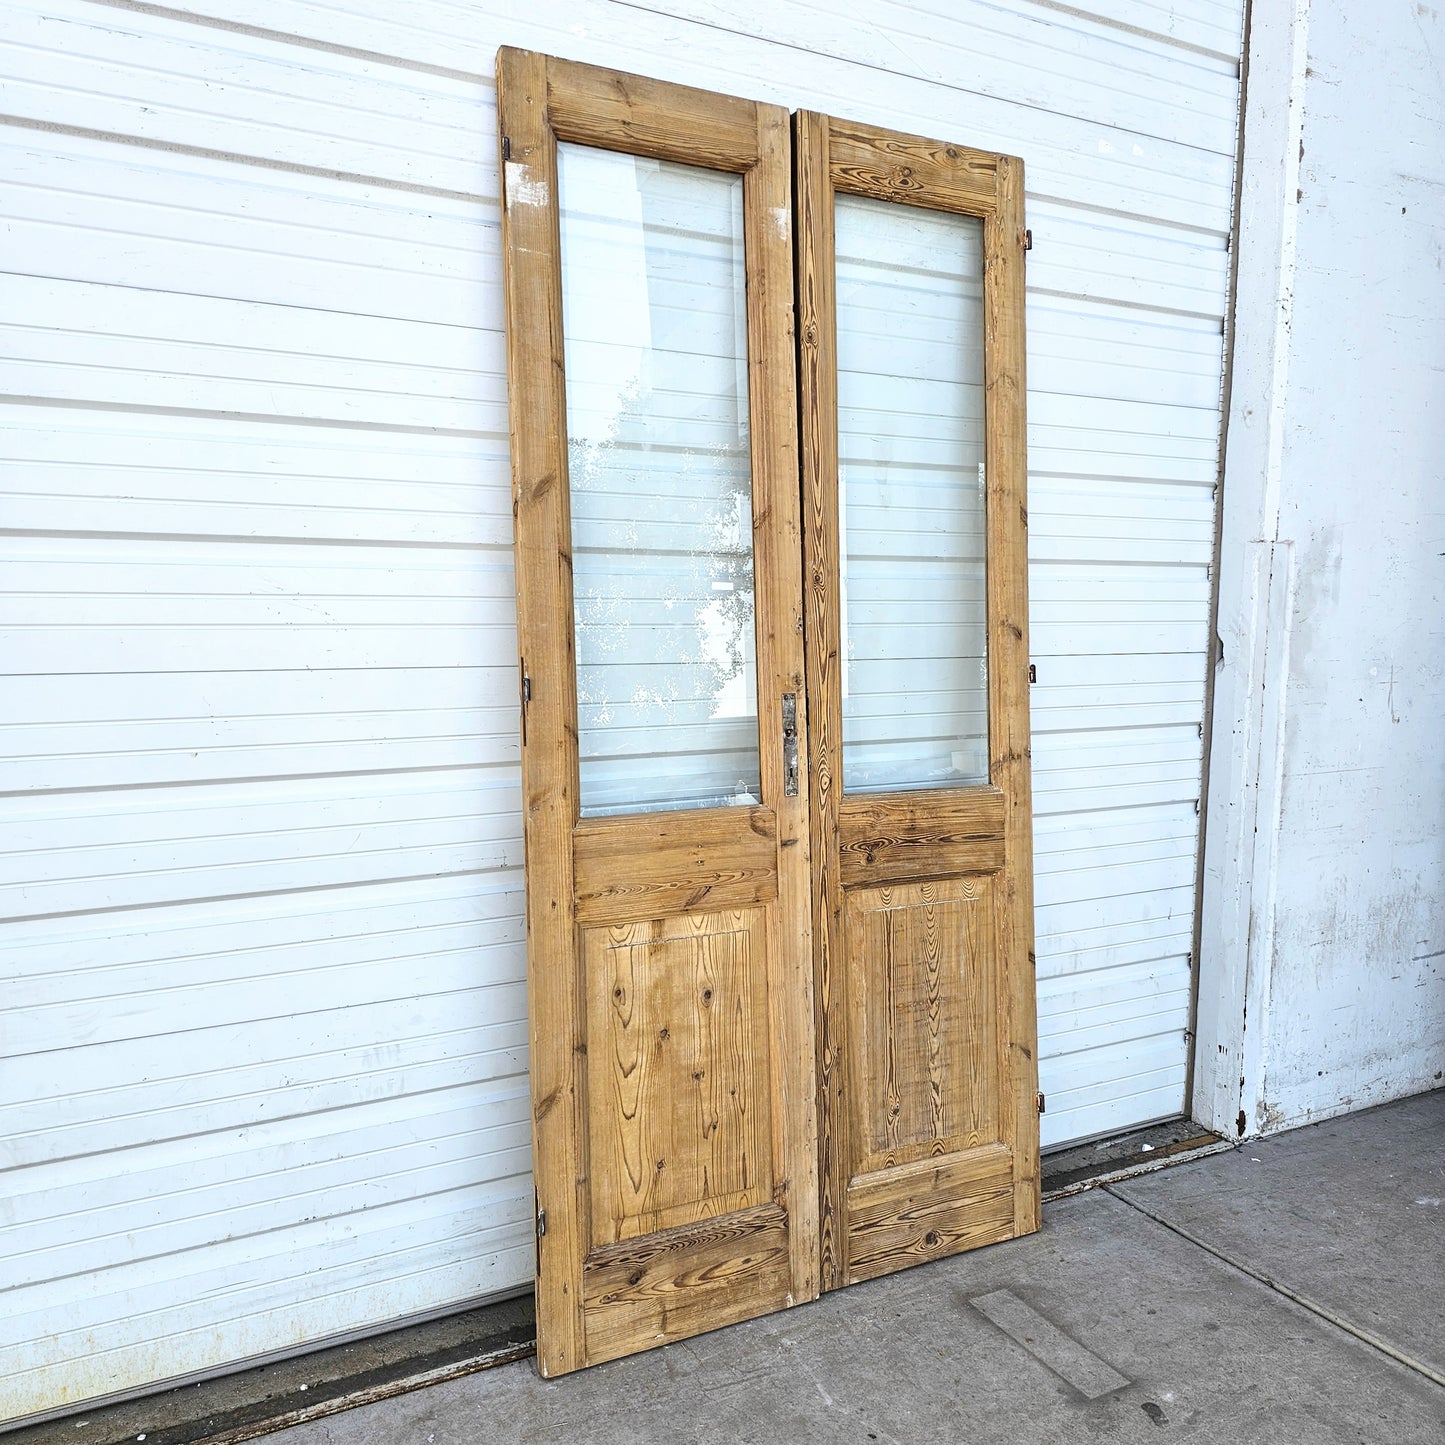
[844,876,999,1173]
[584,906,774,1246]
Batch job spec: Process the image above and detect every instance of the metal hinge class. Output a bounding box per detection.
[1022,228,1034,251]
[521,671,532,705]
[536,1208,547,1239]
[1037,1092,1047,1114]
[533,1195,544,1277]
[501,134,512,162]
[1028,663,1037,684]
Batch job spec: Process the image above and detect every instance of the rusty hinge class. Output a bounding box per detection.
[501,134,512,162]
[1037,1092,1046,1114]
[533,1194,544,1277]
[1022,227,1033,252]
[1028,663,1037,684]
[536,1207,547,1239]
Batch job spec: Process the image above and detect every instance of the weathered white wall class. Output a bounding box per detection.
[1196,0,1445,1137]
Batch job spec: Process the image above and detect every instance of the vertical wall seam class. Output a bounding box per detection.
[1186,0,1256,1118]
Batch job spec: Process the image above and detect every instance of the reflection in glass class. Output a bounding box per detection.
[558,145,761,817]
[836,193,989,793]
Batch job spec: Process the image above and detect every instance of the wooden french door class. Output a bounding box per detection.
[497,50,818,1377]
[499,51,1036,1376]
[795,114,1039,1290]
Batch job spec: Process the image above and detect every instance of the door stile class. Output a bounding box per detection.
[983,153,1041,1233]
[794,108,850,1292]
[744,104,821,1305]
[496,46,587,1375]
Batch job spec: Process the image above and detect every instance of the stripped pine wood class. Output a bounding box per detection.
[843,877,998,1173]
[581,1205,791,1366]
[828,119,998,214]
[986,151,1043,1234]
[794,107,850,1291]
[845,1146,1016,1283]
[838,787,1005,888]
[545,55,761,171]
[797,111,1039,1291]
[583,908,773,1245]
[499,49,815,1375]
[573,809,778,924]
[745,97,822,1310]
[496,46,586,1377]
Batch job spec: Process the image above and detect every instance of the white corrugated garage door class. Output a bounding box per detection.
[0,0,1242,1422]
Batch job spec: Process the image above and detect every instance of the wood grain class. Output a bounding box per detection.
[844,877,999,1175]
[546,54,760,171]
[794,108,850,1293]
[829,119,997,215]
[496,45,586,1379]
[837,787,1005,888]
[574,808,778,924]
[584,908,773,1246]
[985,153,1042,1236]
[582,1205,790,1364]
[845,1145,1015,1283]
[745,98,821,1308]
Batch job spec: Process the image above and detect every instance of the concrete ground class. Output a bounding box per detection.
[266,1090,1444,1445]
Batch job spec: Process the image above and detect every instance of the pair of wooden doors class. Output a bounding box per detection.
[498,48,1038,1377]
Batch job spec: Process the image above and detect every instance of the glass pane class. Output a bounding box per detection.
[836,193,989,794]
[558,145,761,818]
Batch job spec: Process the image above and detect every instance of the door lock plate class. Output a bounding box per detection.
[782,692,799,798]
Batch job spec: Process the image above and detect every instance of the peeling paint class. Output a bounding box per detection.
[504,161,548,209]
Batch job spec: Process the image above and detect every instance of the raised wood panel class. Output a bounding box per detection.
[584,908,774,1247]
[845,1145,1015,1284]
[844,877,1000,1175]
[582,1204,790,1364]
[573,808,778,924]
[829,119,998,215]
[838,786,1005,888]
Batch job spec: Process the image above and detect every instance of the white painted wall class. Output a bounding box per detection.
[1196,0,1445,1138]
[1,0,1242,1422]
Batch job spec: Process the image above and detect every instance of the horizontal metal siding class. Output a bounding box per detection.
[0,0,1242,1420]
